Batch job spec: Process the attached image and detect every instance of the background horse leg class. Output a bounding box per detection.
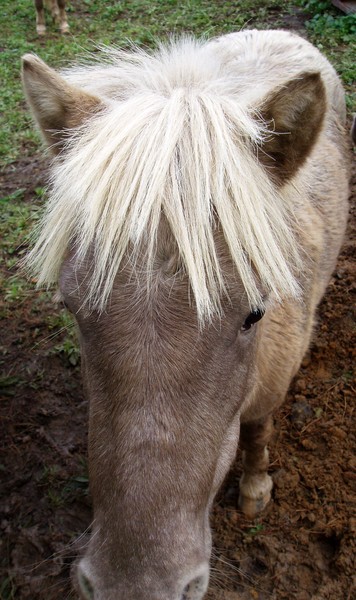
[57,0,69,33]
[239,415,274,518]
[35,0,46,35]
[46,0,59,21]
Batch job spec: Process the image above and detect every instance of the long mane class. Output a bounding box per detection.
[27,37,302,322]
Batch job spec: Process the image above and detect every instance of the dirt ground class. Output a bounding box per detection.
[1,30,355,600]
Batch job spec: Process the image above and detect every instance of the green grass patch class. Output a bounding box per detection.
[297,0,356,110]
[46,309,81,366]
[0,188,40,310]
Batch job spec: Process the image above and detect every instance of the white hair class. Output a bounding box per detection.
[26,36,303,323]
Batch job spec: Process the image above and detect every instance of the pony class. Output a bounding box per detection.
[21,29,350,600]
[34,0,69,35]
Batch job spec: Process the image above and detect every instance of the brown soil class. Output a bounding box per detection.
[1,39,355,600]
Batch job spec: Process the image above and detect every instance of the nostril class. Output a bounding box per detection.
[181,574,209,600]
[78,570,95,600]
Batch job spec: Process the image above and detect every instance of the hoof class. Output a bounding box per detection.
[238,472,273,518]
[60,23,70,34]
[238,488,271,519]
[36,25,46,35]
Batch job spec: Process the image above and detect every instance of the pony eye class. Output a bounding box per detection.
[241,308,265,331]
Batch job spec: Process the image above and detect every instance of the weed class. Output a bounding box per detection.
[0,374,25,397]
[62,474,90,499]
[46,488,65,508]
[4,277,28,303]
[0,190,39,258]
[39,463,89,508]
[55,337,81,366]
[46,309,74,332]
[37,465,61,507]
[0,575,17,600]
[46,309,80,366]
[247,523,265,535]
[40,464,61,482]
[0,375,24,387]
[34,187,46,199]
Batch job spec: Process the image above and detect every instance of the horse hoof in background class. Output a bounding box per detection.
[34,0,69,35]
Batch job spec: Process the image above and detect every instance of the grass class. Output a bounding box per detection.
[0,189,40,313]
[0,194,41,324]
[297,0,356,110]
[38,463,89,509]
[49,312,81,366]
[0,189,34,255]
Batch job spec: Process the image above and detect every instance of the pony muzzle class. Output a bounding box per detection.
[76,559,210,600]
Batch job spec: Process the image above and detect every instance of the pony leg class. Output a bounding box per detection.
[238,415,274,519]
[57,0,69,33]
[47,0,59,21]
[35,0,46,35]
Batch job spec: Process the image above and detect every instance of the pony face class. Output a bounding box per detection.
[59,239,264,600]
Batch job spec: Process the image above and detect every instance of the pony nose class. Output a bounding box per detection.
[77,567,94,600]
[76,563,209,600]
[182,572,209,599]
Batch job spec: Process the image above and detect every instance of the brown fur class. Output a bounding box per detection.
[22,55,101,152]
[258,72,327,185]
[21,32,351,600]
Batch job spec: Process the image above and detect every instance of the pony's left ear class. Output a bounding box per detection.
[21,54,102,154]
[257,72,326,185]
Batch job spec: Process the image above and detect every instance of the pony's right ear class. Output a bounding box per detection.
[21,54,102,154]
